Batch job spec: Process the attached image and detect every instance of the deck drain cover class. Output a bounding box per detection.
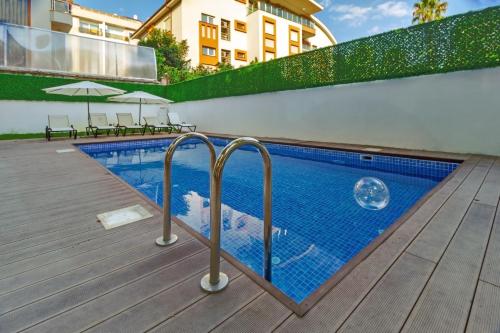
[97,205,153,230]
[56,149,76,153]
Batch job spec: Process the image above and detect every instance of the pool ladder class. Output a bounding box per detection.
[156,133,273,293]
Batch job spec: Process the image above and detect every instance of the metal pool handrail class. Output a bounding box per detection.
[156,133,216,247]
[201,137,273,293]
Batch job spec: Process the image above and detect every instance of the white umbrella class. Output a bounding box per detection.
[108,91,173,125]
[43,81,126,127]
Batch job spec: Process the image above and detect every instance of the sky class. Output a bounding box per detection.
[77,0,500,42]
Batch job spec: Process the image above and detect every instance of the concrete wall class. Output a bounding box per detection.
[0,102,165,133]
[168,67,500,156]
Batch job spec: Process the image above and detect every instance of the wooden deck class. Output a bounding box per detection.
[0,136,498,333]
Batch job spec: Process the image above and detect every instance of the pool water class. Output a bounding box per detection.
[79,138,458,303]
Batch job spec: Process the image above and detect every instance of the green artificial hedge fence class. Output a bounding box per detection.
[0,73,166,103]
[166,6,500,102]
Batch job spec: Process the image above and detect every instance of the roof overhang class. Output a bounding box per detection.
[131,0,180,40]
[311,15,337,45]
[269,0,323,15]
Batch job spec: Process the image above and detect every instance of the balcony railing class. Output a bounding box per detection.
[248,1,315,28]
[105,31,130,42]
[0,23,157,81]
[52,0,72,14]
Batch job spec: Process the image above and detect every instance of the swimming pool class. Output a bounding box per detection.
[79,137,459,307]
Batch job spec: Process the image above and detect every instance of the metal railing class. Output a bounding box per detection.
[52,0,72,13]
[156,133,216,247]
[159,134,273,293]
[0,23,157,81]
[201,137,273,293]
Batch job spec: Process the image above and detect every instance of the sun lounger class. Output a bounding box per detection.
[46,115,77,141]
[168,113,197,133]
[87,113,118,137]
[143,116,173,135]
[116,113,146,136]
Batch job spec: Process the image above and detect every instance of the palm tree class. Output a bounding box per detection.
[412,0,448,24]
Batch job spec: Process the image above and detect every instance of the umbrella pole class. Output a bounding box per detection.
[139,99,142,125]
[87,90,90,127]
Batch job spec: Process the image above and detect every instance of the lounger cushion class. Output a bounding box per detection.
[49,127,74,132]
[95,126,117,130]
[122,125,144,130]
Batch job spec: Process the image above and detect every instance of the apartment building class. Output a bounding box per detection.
[1,0,156,81]
[0,0,142,44]
[132,0,336,68]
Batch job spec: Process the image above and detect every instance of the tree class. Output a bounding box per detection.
[138,29,190,82]
[412,0,448,24]
[139,29,241,84]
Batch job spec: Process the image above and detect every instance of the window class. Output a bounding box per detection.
[79,20,101,36]
[0,0,30,25]
[106,25,128,41]
[265,51,275,61]
[221,19,230,41]
[221,49,231,64]
[235,49,247,61]
[263,16,276,61]
[264,22,275,35]
[289,26,301,55]
[201,14,215,24]
[264,38,275,48]
[234,20,247,33]
[202,47,216,57]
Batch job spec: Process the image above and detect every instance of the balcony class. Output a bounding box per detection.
[248,1,315,29]
[0,23,157,82]
[50,0,73,33]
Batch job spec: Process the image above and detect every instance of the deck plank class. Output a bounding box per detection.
[402,203,497,333]
[0,215,184,279]
[479,197,500,287]
[22,250,212,333]
[82,262,241,333]
[337,252,435,333]
[474,158,500,207]
[0,228,162,295]
[149,275,263,333]
[466,281,500,333]
[211,293,292,333]
[0,241,205,332]
[0,233,194,313]
[406,158,494,262]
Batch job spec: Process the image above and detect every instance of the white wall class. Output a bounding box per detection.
[168,67,500,156]
[30,0,51,30]
[0,102,164,133]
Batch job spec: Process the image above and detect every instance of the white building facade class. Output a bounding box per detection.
[1,0,141,44]
[132,0,336,68]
